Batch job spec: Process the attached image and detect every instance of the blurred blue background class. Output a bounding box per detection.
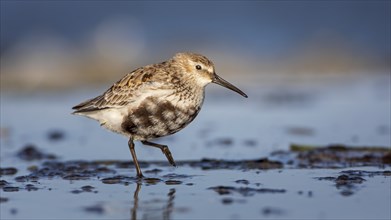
[1,3,390,219]
[1,1,390,90]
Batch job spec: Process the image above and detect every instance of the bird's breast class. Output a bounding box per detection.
[121,95,202,140]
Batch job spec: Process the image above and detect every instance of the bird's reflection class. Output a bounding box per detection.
[130,182,176,220]
[131,183,141,220]
[163,188,175,220]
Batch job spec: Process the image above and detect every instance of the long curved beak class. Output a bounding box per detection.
[212,73,248,98]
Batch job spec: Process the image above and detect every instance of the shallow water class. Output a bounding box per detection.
[1,73,390,219]
[1,163,390,219]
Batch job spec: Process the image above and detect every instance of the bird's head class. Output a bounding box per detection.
[173,52,248,98]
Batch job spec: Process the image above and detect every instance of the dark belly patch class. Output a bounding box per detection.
[121,98,201,139]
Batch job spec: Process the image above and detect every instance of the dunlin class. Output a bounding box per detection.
[72,52,248,177]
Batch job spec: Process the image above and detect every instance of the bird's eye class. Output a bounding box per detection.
[195,65,202,70]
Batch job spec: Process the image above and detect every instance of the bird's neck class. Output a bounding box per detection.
[165,81,204,110]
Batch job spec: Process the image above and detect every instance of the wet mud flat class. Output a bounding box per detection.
[1,144,390,219]
[1,74,390,219]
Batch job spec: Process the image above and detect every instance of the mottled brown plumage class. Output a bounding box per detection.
[72,52,247,177]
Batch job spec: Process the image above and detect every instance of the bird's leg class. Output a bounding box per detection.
[128,138,143,178]
[141,141,176,167]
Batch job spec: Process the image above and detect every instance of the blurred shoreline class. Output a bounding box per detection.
[1,1,389,92]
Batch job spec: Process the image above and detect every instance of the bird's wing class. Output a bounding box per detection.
[72,65,173,113]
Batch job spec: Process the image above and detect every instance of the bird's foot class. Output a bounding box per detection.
[161,146,177,167]
[136,173,144,179]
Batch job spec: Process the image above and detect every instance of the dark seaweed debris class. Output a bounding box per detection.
[101,175,136,185]
[81,185,95,192]
[313,169,391,196]
[10,160,118,183]
[189,158,283,170]
[84,204,105,214]
[316,174,365,197]
[209,186,286,197]
[288,144,391,168]
[0,197,9,203]
[334,174,366,186]
[207,137,234,147]
[2,186,19,192]
[0,180,10,187]
[165,180,183,185]
[25,184,39,191]
[144,168,163,174]
[262,207,285,216]
[221,197,234,205]
[143,178,162,184]
[47,129,65,141]
[235,179,250,185]
[340,170,391,177]
[15,175,39,182]
[71,185,97,194]
[0,167,18,176]
[16,145,57,161]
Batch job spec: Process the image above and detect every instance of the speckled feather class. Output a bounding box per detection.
[72,63,173,111]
